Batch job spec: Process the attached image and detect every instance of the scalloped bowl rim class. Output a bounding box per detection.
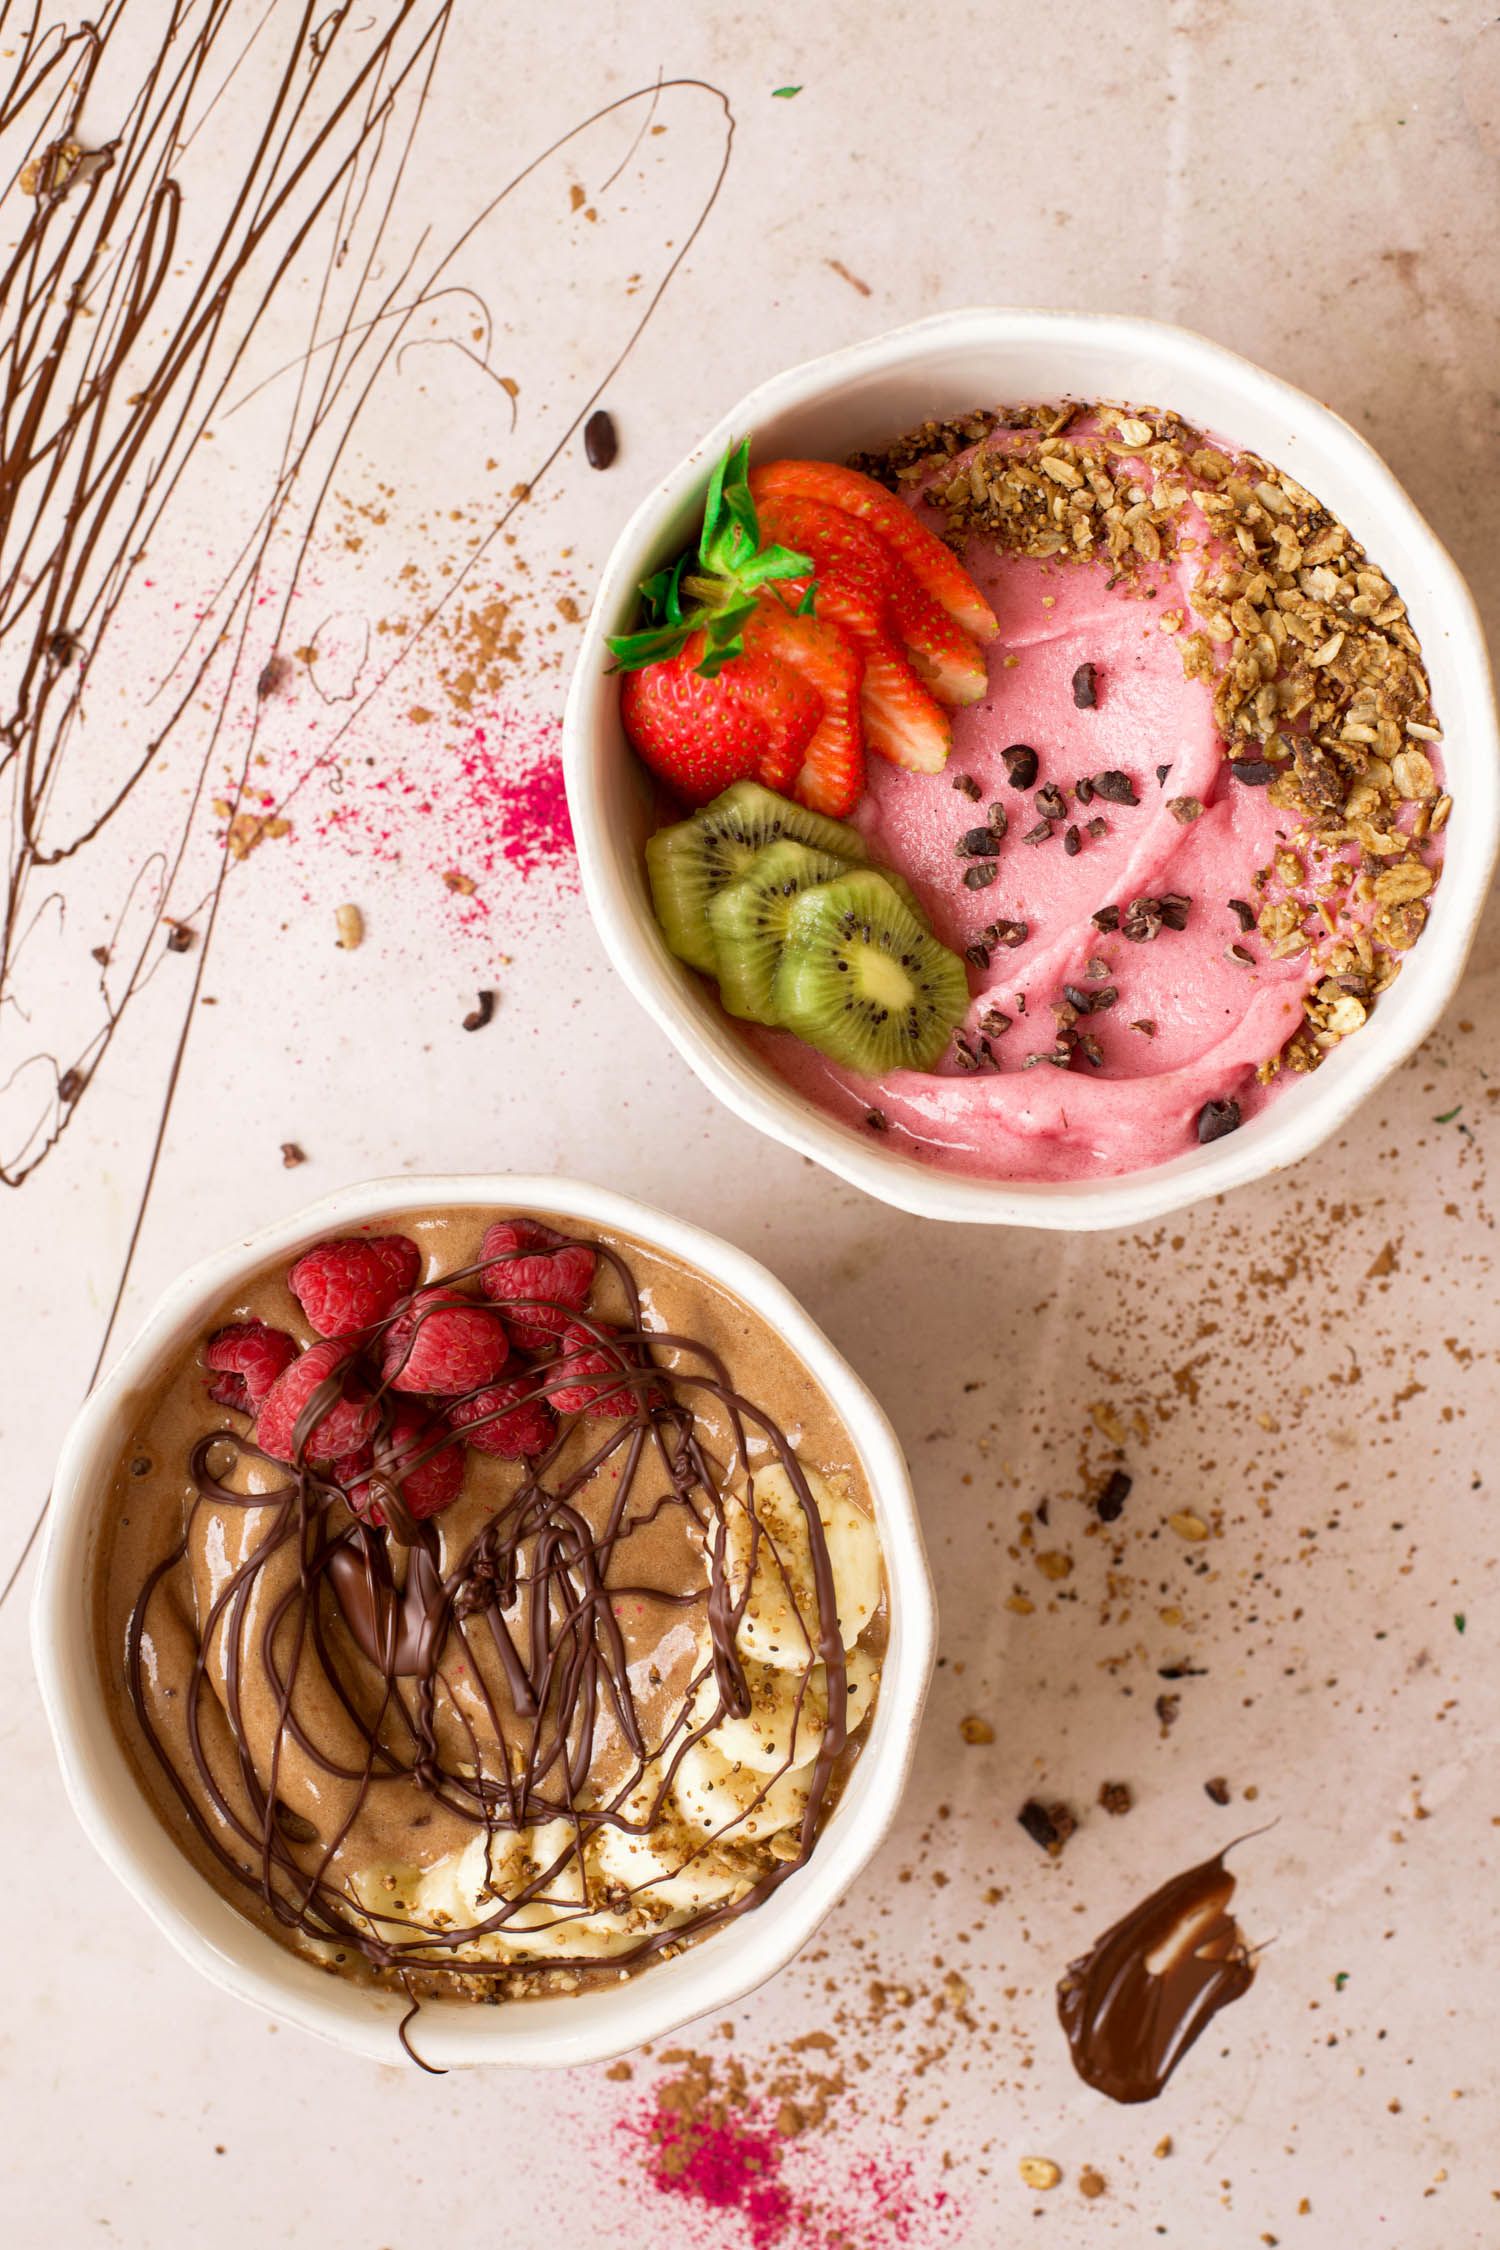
[563,307,1500,1229]
[31,1174,935,2069]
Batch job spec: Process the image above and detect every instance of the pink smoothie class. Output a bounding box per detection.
[742,442,1442,1184]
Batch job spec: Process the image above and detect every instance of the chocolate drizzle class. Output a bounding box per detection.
[122,1226,859,2000]
[1056,1849,1256,2102]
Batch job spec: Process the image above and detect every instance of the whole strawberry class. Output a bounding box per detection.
[608,438,866,817]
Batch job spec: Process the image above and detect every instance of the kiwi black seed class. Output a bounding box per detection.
[707,839,852,1023]
[772,869,970,1076]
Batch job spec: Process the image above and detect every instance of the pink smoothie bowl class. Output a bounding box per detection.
[562,309,1500,1230]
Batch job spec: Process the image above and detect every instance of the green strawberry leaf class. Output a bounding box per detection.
[638,554,688,627]
[605,435,818,675]
[604,620,695,670]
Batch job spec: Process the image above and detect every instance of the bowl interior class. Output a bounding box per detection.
[35,1177,934,2068]
[570,312,1499,1227]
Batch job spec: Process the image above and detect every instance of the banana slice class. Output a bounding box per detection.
[349,1823,632,1962]
[671,1736,813,1842]
[593,1810,749,1915]
[721,1461,880,1663]
[689,1648,876,1773]
[475,1819,638,1958]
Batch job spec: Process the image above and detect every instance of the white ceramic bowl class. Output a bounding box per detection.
[32,1174,935,2069]
[564,308,1500,1229]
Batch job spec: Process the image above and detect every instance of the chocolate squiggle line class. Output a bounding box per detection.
[123,1225,860,1999]
[0,24,736,1606]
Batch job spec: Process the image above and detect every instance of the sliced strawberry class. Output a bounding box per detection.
[751,460,998,646]
[620,632,769,808]
[744,601,865,818]
[727,654,822,794]
[757,491,988,707]
[786,572,950,775]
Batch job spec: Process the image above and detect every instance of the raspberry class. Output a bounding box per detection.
[380,1286,510,1396]
[288,1233,421,1337]
[548,1321,662,1419]
[202,1320,298,1415]
[348,1402,465,1525]
[477,1219,596,1351]
[447,1375,557,1459]
[255,1338,379,1465]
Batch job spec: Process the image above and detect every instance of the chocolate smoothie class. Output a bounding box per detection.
[94,1208,886,2011]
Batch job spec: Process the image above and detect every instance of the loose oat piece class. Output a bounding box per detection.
[850,402,1447,1078]
[335,903,364,950]
[959,1715,995,1745]
[1019,2158,1062,2191]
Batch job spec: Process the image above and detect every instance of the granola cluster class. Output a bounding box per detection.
[850,404,1447,1078]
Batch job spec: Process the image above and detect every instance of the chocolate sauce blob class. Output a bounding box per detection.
[1056,1849,1256,2103]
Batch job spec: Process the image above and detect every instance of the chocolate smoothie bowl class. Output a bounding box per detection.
[34,1178,934,2068]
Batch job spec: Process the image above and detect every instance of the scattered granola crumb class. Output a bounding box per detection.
[462,991,497,1032]
[280,1141,306,1168]
[1096,1469,1132,1522]
[1019,2157,1062,2191]
[226,811,291,860]
[1205,1776,1232,1805]
[959,1715,995,1745]
[1097,1781,1133,1817]
[1079,2167,1107,2199]
[1018,1799,1075,1855]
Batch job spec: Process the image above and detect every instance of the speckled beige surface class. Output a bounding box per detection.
[3,2,1498,2243]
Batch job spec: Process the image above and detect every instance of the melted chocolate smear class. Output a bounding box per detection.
[124,1227,853,2016]
[1057,1850,1256,2103]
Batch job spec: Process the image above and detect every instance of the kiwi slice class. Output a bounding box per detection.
[707,839,852,1023]
[646,781,867,973]
[773,869,969,1076]
[878,866,930,930]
